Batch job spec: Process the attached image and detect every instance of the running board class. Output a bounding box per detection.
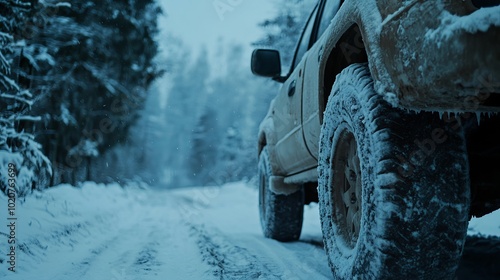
[284,168,318,184]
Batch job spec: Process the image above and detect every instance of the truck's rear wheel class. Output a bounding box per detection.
[318,64,470,279]
[259,147,304,241]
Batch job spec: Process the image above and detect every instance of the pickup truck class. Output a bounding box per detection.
[251,0,500,278]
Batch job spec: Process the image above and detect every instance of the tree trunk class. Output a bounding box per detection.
[86,157,92,182]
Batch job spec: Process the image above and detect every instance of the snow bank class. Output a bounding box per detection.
[468,209,500,237]
[0,182,140,279]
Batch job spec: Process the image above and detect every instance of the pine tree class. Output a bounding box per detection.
[189,106,218,185]
[28,0,163,184]
[0,0,52,196]
[164,47,211,187]
[253,0,317,71]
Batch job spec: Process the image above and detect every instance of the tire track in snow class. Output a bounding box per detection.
[173,184,331,280]
[189,223,283,280]
[133,241,161,272]
[77,212,176,280]
[65,193,210,280]
[57,212,147,279]
[49,200,166,280]
[240,235,331,280]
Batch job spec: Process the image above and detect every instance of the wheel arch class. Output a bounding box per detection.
[258,131,267,156]
[257,117,285,176]
[319,23,369,123]
[258,117,274,156]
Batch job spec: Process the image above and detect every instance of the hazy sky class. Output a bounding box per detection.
[159,0,276,55]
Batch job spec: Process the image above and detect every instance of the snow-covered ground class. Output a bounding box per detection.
[0,182,499,280]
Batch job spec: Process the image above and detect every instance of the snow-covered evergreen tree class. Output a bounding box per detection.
[0,0,51,196]
[28,0,163,184]
[253,0,317,71]
[189,106,218,185]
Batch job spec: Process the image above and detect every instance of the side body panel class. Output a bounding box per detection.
[274,59,317,175]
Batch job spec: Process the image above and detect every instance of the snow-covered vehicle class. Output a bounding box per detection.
[251,0,500,278]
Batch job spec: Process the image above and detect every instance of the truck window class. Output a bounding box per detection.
[317,0,341,38]
[291,6,318,71]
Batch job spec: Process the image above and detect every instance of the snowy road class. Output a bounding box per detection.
[1,182,499,279]
[0,183,331,280]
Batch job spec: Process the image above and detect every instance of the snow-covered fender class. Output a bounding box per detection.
[258,99,287,176]
[377,0,500,111]
[312,0,500,115]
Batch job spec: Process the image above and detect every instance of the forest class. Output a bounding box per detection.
[0,0,316,195]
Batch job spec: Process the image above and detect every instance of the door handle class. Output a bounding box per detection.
[288,80,296,97]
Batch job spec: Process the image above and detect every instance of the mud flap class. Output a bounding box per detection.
[269,176,301,195]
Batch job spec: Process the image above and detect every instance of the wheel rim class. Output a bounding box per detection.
[331,129,362,248]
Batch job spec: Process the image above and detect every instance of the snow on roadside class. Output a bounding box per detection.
[0,182,144,279]
[0,180,220,280]
[468,210,500,237]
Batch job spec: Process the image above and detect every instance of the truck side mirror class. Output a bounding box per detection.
[251,49,282,79]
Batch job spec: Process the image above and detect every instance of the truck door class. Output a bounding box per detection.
[302,0,342,160]
[274,6,319,175]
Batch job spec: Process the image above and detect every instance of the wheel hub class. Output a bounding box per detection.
[331,130,362,248]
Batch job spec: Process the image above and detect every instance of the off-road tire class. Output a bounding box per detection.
[318,63,470,279]
[259,147,304,241]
